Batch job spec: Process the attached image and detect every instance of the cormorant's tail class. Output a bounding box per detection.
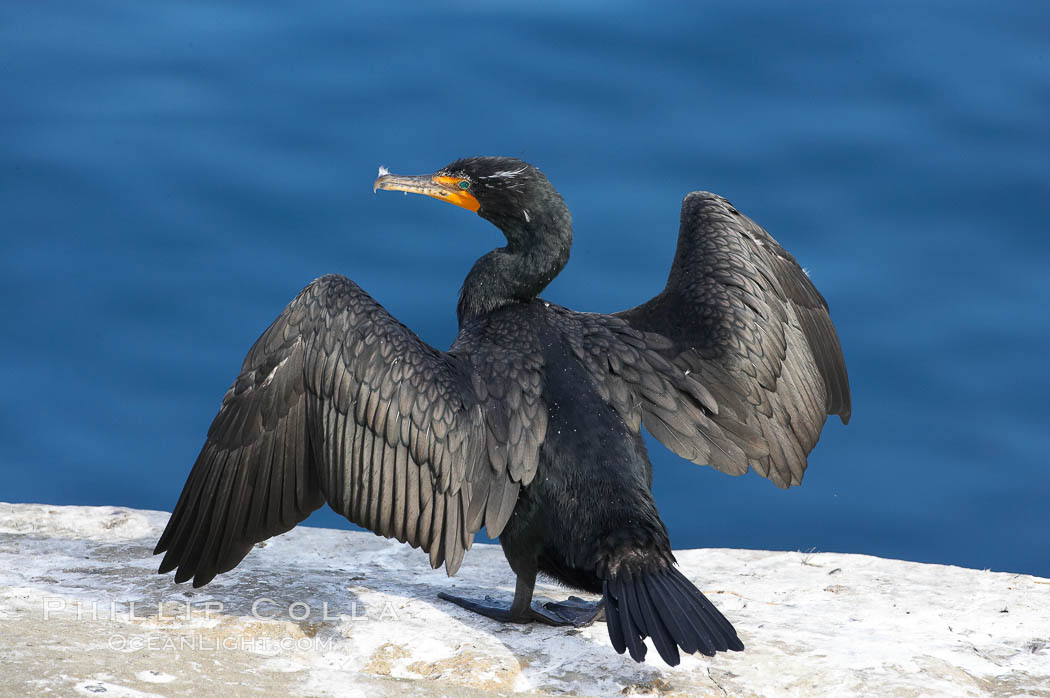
[602,565,744,666]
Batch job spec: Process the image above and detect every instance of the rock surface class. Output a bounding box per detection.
[0,502,1047,697]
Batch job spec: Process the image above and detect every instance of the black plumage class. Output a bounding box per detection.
[155,156,850,665]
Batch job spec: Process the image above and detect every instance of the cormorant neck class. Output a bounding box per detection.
[458,214,572,325]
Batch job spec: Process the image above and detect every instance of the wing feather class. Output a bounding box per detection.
[155,274,525,586]
[569,192,849,488]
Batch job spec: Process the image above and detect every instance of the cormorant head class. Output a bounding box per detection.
[374,156,571,251]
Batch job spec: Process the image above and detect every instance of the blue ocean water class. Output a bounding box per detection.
[1,2,1047,577]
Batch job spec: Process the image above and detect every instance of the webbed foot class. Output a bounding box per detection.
[438,591,572,626]
[542,595,605,627]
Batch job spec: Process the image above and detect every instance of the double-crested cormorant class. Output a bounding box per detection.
[155,156,850,665]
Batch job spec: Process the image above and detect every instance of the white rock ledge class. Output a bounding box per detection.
[0,502,1046,697]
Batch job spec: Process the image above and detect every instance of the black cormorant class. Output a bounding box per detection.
[155,156,851,666]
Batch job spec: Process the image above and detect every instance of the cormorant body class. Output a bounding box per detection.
[155,157,851,665]
[481,301,661,593]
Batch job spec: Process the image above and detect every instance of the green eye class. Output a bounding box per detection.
[458,180,470,189]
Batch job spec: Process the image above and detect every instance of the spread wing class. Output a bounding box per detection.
[155,274,508,586]
[575,192,850,488]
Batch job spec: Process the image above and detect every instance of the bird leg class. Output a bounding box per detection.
[438,571,602,627]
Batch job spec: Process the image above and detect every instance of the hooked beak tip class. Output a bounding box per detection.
[373,165,391,193]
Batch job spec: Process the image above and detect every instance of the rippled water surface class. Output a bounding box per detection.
[2,1,1047,575]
